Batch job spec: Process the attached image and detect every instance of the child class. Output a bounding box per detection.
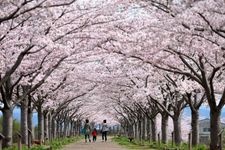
[92,128,97,142]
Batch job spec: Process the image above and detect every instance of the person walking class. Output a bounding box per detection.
[92,128,97,142]
[83,119,91,143]
[101,119,109,142]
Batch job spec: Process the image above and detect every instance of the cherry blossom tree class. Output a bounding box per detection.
[0,0,126,147]
[0,0,79,147]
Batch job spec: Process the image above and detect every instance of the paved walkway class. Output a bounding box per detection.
[63,137,126,150]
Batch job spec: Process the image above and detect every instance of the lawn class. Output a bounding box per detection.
[112,136,156,150]
[112,136,208,150]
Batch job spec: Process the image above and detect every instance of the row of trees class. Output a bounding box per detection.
[0,0,118,148]
[95,0,225,150]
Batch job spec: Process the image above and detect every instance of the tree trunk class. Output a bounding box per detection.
[70,121,74,136]
[125,121,129,136]
[138,120,142,141]
[56,120,60,138]
[161,113,169,144]
[37,106,43,142]
[151,118,156,142]
[191,110,199,146]
[27,98,33,147]
[173,115,181,145]
[64,120,68,137]
[73,121,76,135]
[74,121,77,136]
[60,122,63,137]
[51,117,56,139]
[44,111,49,141]
[135,122,138,139]
[74,121,78,135]
[210,110,221,150]
[142,117,146,140]
[21,100,28,144]
[2,107,13,148]
[48,113,52,140]
[78,121,81,135]
[68,121,70,136]
[133,124,136,139]
[146,118,150,141]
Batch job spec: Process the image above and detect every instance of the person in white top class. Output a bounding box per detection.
[101,119,109,142]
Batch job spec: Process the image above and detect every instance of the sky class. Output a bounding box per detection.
[0,105,225,127]
[0,107,38,126]
[183,105,225,122]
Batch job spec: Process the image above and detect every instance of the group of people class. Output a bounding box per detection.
[83,119,109,143]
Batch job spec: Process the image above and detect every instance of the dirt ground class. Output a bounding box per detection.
[62,137,127,150]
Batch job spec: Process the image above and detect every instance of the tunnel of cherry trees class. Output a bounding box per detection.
[0,0,225,150]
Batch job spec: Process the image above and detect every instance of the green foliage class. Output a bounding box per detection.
[113,136,208,150]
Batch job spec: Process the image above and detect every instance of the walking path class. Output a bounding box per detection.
[63,137,126,150]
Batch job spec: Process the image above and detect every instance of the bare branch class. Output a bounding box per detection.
[198,13,225,39]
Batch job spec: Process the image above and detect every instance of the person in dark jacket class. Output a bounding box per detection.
[84,119,91,142]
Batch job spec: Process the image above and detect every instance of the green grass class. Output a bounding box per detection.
[3,136,82,150]
[47,136,82,150]
[158,141,208,150]
[112,136,208,150]
[112,136,156,150]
